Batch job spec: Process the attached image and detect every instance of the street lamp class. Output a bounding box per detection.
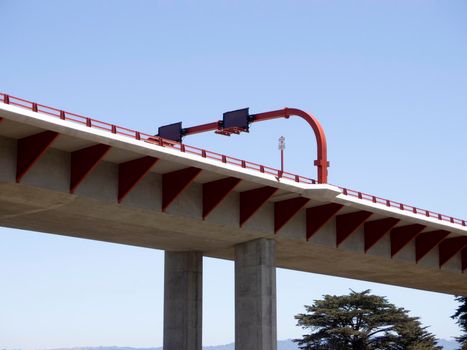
[278,136,285,174]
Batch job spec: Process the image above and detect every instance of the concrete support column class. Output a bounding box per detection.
[163,251,202,350]
[235,238,277,350]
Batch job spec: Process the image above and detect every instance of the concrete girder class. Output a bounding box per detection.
[239,186,277,227]
[439,237,467,267]
[415,230,450,262]
[462,249,467,272]
[203,177,241,219]
[336,210,373,247]
[162,167,201,211]
[274,197,309,233]
[16,130,58,182]
[118,156,158,203]
[70,144,111,193]
[306,203,343,241]
[1,100,467,294]
[364,218,400,253]
[391,224,426,257]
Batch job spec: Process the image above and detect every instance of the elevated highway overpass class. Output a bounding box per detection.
[0,93,465,350]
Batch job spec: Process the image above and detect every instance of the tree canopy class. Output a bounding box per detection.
[294,290,440,350]
[451,296,467,349]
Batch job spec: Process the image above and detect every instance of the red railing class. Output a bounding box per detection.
[0,92,465,228]
[337,187,466,227]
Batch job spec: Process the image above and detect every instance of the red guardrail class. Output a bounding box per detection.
[337,187,465,227]
[0,92,465,228]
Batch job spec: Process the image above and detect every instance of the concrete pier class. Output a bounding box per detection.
[163,251,203,350]
[235,238,277,350]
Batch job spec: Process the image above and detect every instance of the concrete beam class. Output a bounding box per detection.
[235,238,277,350]
[163,251,202,350]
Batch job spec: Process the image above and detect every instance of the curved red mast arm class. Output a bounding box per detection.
[183,108,329,183]
[252,108,328,183]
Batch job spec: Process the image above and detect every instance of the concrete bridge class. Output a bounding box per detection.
[0,93,466,350]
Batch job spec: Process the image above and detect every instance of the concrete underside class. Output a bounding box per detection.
[0,181,465,296]
[0,103,466,296]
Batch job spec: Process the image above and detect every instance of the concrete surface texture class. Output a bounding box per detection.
[163,251,203,350]
[235,238,277,350]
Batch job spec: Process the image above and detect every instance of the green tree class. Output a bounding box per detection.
[451,296,467,349]
[294,290,440,350]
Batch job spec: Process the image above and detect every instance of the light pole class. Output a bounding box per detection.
[278,136,285,175]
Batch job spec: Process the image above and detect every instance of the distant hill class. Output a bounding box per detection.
[43,342,297,350]
[204,340,298,350]
[40,338,459,350]
[43,341,298,350]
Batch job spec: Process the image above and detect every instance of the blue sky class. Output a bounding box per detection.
[1,0,466,348]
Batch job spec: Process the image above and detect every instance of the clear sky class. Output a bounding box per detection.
[1,0,466,348]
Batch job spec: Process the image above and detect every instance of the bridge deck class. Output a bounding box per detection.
[0,94,466,296]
